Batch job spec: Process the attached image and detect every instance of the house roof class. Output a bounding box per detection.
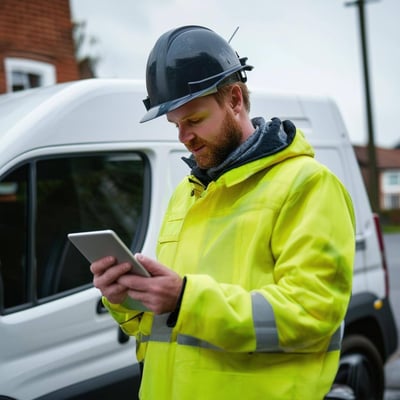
[353,145,400,169]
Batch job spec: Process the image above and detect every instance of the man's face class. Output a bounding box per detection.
[167,95,243,169]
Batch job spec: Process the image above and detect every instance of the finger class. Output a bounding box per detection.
[135,253,171,277]
[97,262,133,286]
[117,273,148,291]
[126,287,176,315]
[125,288,159,313]
[101,282,129,305]
[90,256,116,275]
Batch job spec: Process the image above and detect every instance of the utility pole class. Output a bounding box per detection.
[345,0,380,212]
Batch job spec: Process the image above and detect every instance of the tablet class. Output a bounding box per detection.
[68,229,150,277]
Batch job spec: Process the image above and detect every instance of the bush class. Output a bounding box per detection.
[380,209,400,231]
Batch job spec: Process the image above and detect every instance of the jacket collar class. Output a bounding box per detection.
[183,117,302,187]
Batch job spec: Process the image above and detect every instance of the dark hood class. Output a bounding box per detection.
[182,117,296,186]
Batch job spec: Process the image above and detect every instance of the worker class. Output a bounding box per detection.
[91,25,355,399]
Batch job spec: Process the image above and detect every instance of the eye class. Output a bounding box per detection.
[188,118,201,126]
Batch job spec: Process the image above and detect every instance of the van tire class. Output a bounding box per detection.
[337,334,384,400]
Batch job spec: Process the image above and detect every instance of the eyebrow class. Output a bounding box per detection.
[167,114,191,125]
[168,110,207,124]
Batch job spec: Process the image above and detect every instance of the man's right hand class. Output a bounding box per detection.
[90,256,133,304]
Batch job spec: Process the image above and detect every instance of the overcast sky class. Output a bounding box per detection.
[70,0,400,147]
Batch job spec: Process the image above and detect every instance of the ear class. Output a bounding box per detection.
[229,84,243,114]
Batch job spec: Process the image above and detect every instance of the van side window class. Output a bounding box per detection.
[0,153,148,311]
[0,166,29,310]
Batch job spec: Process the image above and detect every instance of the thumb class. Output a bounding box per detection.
[135,253,170,277]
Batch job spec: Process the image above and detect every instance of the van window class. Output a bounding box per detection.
[0,165,29,309]
[0,152,149,312]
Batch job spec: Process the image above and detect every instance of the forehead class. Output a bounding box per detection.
[166,94,220,122]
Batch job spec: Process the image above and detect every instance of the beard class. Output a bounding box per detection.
[190,111,243,169]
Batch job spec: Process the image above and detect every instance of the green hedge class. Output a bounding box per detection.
[380,209,400,231]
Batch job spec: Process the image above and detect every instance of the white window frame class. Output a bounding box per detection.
[382,169,400,210]
[4,57,56,92]
[382,170,400,191]
[383,193,400,210]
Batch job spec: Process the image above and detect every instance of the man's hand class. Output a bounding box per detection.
[117,254,183,315]
[91,254,183,315]
[91,256,132,305]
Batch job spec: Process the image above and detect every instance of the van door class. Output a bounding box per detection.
[0,151,149,399]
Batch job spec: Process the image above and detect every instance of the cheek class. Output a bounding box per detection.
[201,114,226,142]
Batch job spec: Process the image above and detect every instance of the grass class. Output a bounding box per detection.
[382,224,400,233]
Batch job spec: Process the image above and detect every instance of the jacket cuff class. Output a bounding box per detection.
[166,276,187,327]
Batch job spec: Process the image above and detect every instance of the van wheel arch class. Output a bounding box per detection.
[336,334,384,400]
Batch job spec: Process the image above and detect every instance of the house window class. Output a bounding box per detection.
[382,170,400,210]
[4,58,56,92]
[384,194,400,210]
[385,172,400,186]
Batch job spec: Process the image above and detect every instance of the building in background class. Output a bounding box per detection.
[0,0,93,94]
[354,145,400,221]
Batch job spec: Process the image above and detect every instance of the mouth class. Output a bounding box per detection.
[192,145,205,154]
[188,143,205,155]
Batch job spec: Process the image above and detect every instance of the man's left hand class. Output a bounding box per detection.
[117,254,183,315]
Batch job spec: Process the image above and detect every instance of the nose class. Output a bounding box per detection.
[178,124,195,144]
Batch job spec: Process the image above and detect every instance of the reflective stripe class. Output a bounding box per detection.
[327,323,344,351]
[141,299,344,353]
[251,291,281,351]
[251,291,344,353]
[142,331,222,350]
[177,334,222,350]
[141,314,172,343]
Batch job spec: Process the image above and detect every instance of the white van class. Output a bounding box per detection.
[0,79,397,400]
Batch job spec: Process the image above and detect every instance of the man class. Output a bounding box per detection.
[91,25,355,399]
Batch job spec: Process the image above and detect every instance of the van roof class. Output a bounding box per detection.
[0,79,348,171]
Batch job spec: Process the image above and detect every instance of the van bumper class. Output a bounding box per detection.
[345,292,398,361]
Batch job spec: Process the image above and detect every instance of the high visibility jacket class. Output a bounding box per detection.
[105,128,355,400]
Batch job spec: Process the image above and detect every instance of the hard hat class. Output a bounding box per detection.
[141,25,253,123]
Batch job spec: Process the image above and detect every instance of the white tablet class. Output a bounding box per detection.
[68,229,150,277]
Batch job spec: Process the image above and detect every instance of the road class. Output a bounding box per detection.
[384,233,400,400]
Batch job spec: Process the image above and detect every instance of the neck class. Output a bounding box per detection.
[240,115,256,143]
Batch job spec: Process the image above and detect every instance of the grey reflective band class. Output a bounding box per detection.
[178,334,222,351]
[251,291,344,353]
[141,314,172,343]
[327,323,344,351]
[141,298,344,353]
[251,291,281,351]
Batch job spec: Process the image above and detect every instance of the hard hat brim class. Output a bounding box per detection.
[140,63,253,123]
[140,85,218,123]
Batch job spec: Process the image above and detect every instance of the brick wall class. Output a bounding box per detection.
[0,0,80,93]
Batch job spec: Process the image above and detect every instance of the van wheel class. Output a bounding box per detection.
[335,334,384,400]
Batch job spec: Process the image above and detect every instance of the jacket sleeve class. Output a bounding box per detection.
[172,165,355,353]
[102,297,144,335]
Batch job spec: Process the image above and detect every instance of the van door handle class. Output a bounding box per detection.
[118,327,130,344]
[356,238,366,251]
[96,298,108,314]
[95,298,130,343]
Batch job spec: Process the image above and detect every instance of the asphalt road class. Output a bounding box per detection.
[383,233,400,399]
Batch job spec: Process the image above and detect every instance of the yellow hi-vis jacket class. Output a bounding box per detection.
[105,129,355,400]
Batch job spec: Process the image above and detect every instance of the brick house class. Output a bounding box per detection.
[0,0,89,94]
[353,145,400,212]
